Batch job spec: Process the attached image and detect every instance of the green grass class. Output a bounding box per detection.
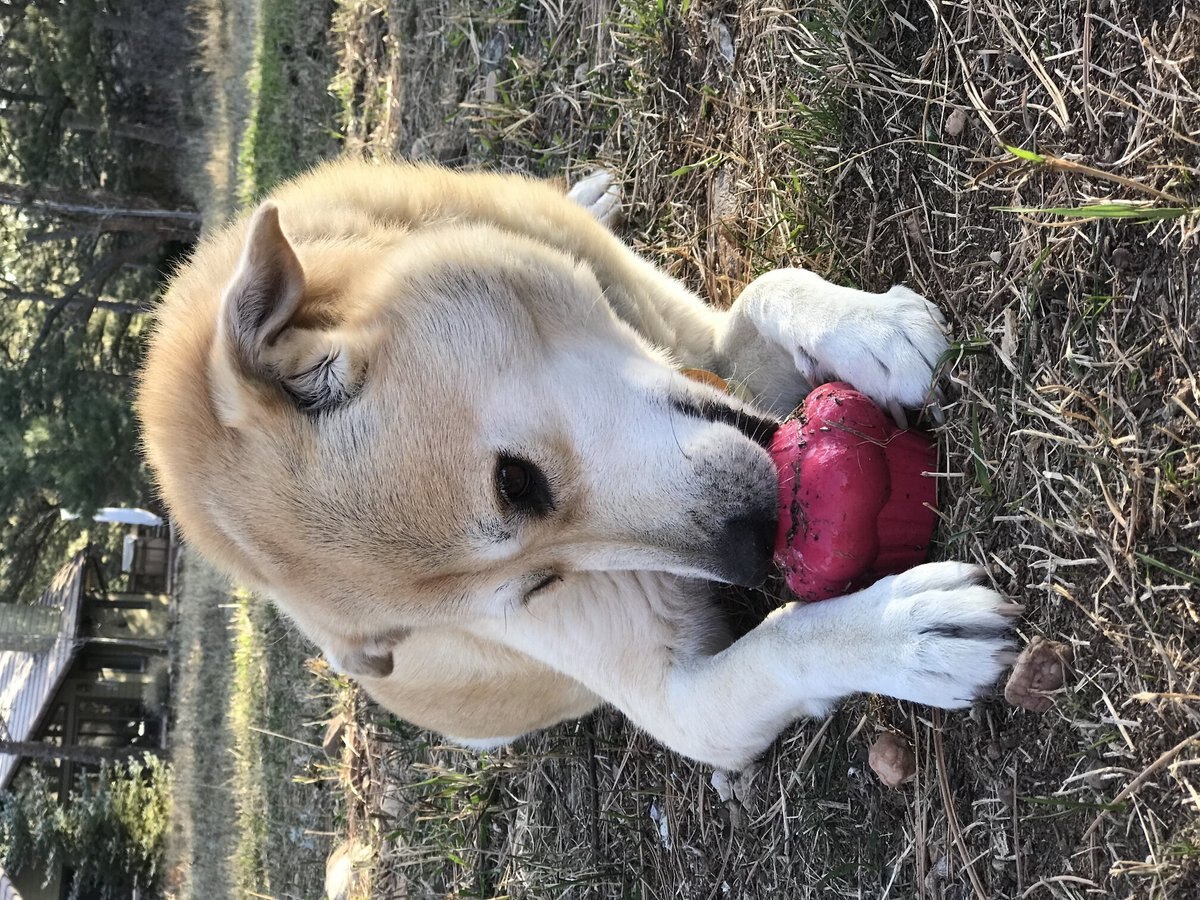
[228,594,270,889]
[238,0,340,201]
[998,201,1200,221]
[165,552,338,900]
[228,590,334,898]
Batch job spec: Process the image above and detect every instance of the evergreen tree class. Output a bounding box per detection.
[0,0,201,602]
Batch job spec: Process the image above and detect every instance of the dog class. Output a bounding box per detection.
[137,159,1016,770]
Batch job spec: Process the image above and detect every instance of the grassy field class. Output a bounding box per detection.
[165,549,343,900]
[172,0,1200,897]
[166,1,346,897]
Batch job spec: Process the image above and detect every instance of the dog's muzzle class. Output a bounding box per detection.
[710,507,778,588]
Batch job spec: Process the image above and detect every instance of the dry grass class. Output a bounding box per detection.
[316,0,1200,896]
[161,550,238,897]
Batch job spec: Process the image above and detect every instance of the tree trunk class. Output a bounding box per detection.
[0,181,201,233]
[0,738,155,767]
[62,111,181,149]
[1,289,150,314]
[24,232,161,357]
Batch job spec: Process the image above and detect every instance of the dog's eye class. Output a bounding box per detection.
[495,455,552,514]
[497,459,531,501]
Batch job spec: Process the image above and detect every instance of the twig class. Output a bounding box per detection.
[247,725,323,752]
[1030,151,1185,203]
[932,711,988,900]
[1082,731,1200,840]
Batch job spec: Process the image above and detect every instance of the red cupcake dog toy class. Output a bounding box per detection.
[769,382,938,601]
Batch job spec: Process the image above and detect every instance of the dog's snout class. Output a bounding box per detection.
[712,510,778,588]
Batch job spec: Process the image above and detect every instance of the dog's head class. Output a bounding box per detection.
[140,200,778,676]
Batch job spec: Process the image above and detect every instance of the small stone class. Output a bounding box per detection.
[945,107,968,138]
[1005,636,1073,712]
[711,769,734,802]
[1111,247,1134,270]
[905,211,923,239]
[869,732,916,788]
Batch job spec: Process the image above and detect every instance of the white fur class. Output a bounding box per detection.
[567,170,622,227]
[464,565,1014,770]
[433,176,1010,768]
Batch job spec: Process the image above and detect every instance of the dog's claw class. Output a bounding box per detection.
[920,384,947,426]
[887,400,909,429]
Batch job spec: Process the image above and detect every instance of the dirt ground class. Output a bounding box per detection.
[316,1,1200,897]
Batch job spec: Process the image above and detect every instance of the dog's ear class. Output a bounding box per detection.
[323,629,409,680]
[212,203,361,425]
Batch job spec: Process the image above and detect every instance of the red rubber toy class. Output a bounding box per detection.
[769,382,938,601]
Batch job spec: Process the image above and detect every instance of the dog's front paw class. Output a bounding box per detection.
[722,270,949,419]
[869,562,1020,708]
[566,170,621,227]
[808,284,947,412]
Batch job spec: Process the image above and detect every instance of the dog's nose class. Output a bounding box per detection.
[712,510,778,588]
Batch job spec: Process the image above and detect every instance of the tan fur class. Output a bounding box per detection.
[139,158,1014,768]
[139,159,711,734]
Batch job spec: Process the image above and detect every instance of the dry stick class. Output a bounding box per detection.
[970,150,1186,205]
[928,1,1001,139]
[1132,692,1200,703]
[1082,730,1200,840]
[1083,0,1096,132]
[703,829,735,900]
[932,712,988,900]
[1029,152,1185,204]
[1012,761,1023,896]
[911,709,928,900]
[991,0,1071,128]
[1020,874,1101,898]
[247,724,323,752]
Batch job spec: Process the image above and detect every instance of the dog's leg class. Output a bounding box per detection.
[663,563,1018,767]
[714,269,948,418]
[470,562,1016,770]
[562,176,944,417]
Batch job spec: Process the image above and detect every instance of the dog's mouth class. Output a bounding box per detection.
[663,391,781,587]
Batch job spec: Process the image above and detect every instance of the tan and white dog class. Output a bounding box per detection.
[138,159,1016,770]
